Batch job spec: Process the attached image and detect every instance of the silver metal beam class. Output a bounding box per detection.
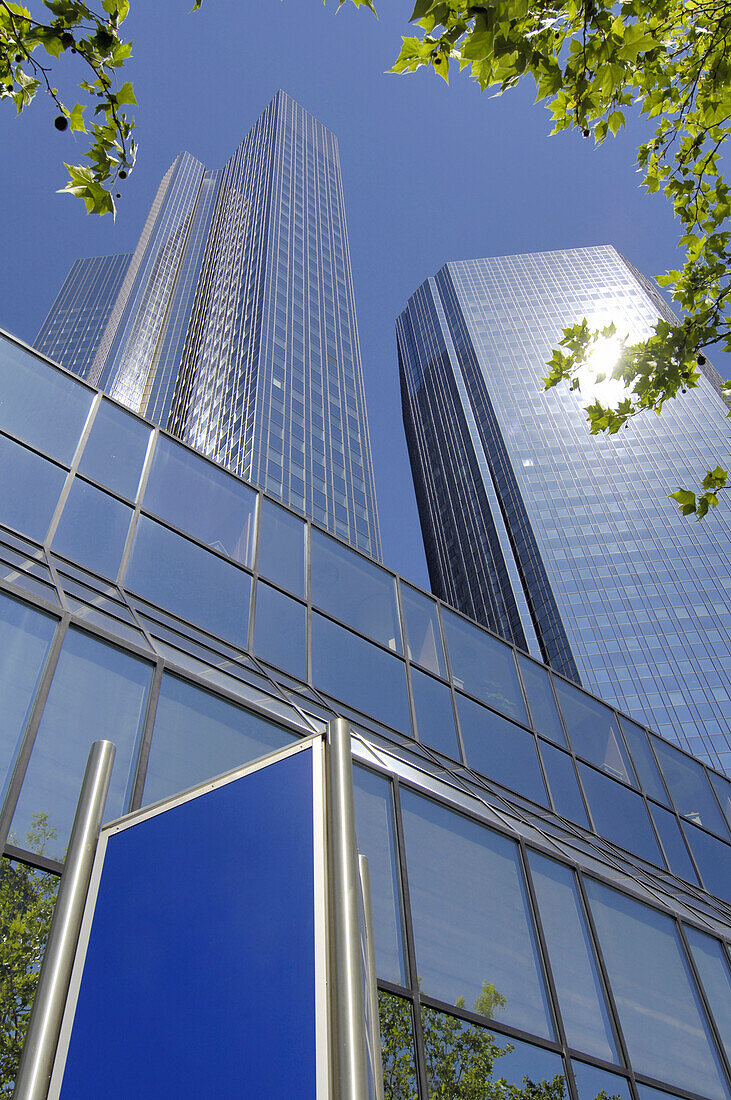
[327,717,369,1099]
[13,740,116,1100]
[359,854,385,1100]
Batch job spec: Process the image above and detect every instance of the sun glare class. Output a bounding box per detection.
[574,334,632,409]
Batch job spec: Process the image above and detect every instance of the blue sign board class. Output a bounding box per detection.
[50,740,328,1098]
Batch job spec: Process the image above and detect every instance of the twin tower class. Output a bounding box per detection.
[36,90,731,771]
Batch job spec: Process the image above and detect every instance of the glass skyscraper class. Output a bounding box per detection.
[35,90,381,559]
[398,246,731,771]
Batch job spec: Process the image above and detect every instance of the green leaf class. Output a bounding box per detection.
[607,110,625,136]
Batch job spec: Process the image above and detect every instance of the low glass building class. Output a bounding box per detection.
[1,329,730,1099]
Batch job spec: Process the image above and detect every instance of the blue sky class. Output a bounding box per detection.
[1,0,724,587]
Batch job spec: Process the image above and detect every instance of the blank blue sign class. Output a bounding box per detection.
[58,746,320,1097]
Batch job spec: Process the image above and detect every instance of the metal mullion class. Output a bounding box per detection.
[116,425,158,585]
[0,576,61,619]
[574,871,635,1082]
[391,777,430,1100]
[3,842,63,876]
[127,658,165,812]
[416,990,564,1054]
[676,920,731,1091]
[518,837,575,1097]
[0,614,69,852]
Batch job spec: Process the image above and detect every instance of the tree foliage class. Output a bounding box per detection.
[0,815,59,1096]
[340,0,731,515]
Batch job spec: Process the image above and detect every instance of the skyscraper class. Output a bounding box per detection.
[398,246,731,771]
[35,91,381,560]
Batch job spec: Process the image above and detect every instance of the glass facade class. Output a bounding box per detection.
[34,91,381,559]
[397,246,731,772]
[1,330,731,1100]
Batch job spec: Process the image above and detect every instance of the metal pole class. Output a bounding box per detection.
[359,855,385,1100]
[13,740,116,1100]
[327,718,369,1099]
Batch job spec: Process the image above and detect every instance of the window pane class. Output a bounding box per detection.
[528,851,618,1062]
[311,613,411,733]
[649,803,700,886]
[708,771,731,831]
[0,336,93,462]
[578,764,663,866]
[420,1006,564,1095]
[310,529,401,651]
[143,435,256,565]
[651,737,730,839]
[125,517,251,646]
[518,656,567,746]
[353,767,406,985]
[442,610,527,724]
[619,717,669,806]
[539,741,590,828]
[0,592,57,804]
[682,822,731,904]
[252,582,306,679]
[554,680,635,786]
[684,924,731,1067]
[379,993,417,1100]
[400,788,554,1038]
[586,878,730,1100]
[0,433,67,542]
[52,479,131,579]
[10,628,152,860]
[78,398,150,500]
[142,674,297,805]
[411,668,460,759]
[257,497,305,598]
[400,583,445,678]
[457,694,547,806]
[572,1061,631,1100]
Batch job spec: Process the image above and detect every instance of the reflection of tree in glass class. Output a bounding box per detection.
[1,814,59,1097]
[380,984,615,1100]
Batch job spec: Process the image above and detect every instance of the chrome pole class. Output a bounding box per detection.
[359,854,385,1100]
[13,739,116,1100]
[327,718,369,1099]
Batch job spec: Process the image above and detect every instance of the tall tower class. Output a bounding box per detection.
[35,91,381,560]
[398,246,731,771]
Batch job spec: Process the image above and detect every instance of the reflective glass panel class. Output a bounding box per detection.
[0,592,57,803]
[684,924,731,1066]
[648,803,700,886]
[0,336,93,462]
[78,398,150,500]
[682,822,731,903]
[400,788,554,1038]
[442,610,527,724]
[400,584,446,678]
[554,680,635,786]
[637,1086,683,1100]
[52,479,131,579]
[257,497,305,598]
[578,764,663,866]
[421,1006,564,1097]
[0,434,67,542]
[518,655,567,746]
[651,737,730,839]
[143,435,256,565]
[528,851,618,1062]
[585,878,730,1100]
[457,694,547,806]
[311,613,411,733]
[539,741,590,828]
[310,529,401,651]
[411,668,460,759]
[571,1061,631,1100]
[619,717,669,806]
[142,674,297,805]
[708,771,731,831]
[10,628,151,860]
[124,517,251,646]
[252,582,306,679]
[379,993,418,1099]
[353,766,406,985]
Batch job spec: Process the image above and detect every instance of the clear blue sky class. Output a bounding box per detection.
[1,0,726,587]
